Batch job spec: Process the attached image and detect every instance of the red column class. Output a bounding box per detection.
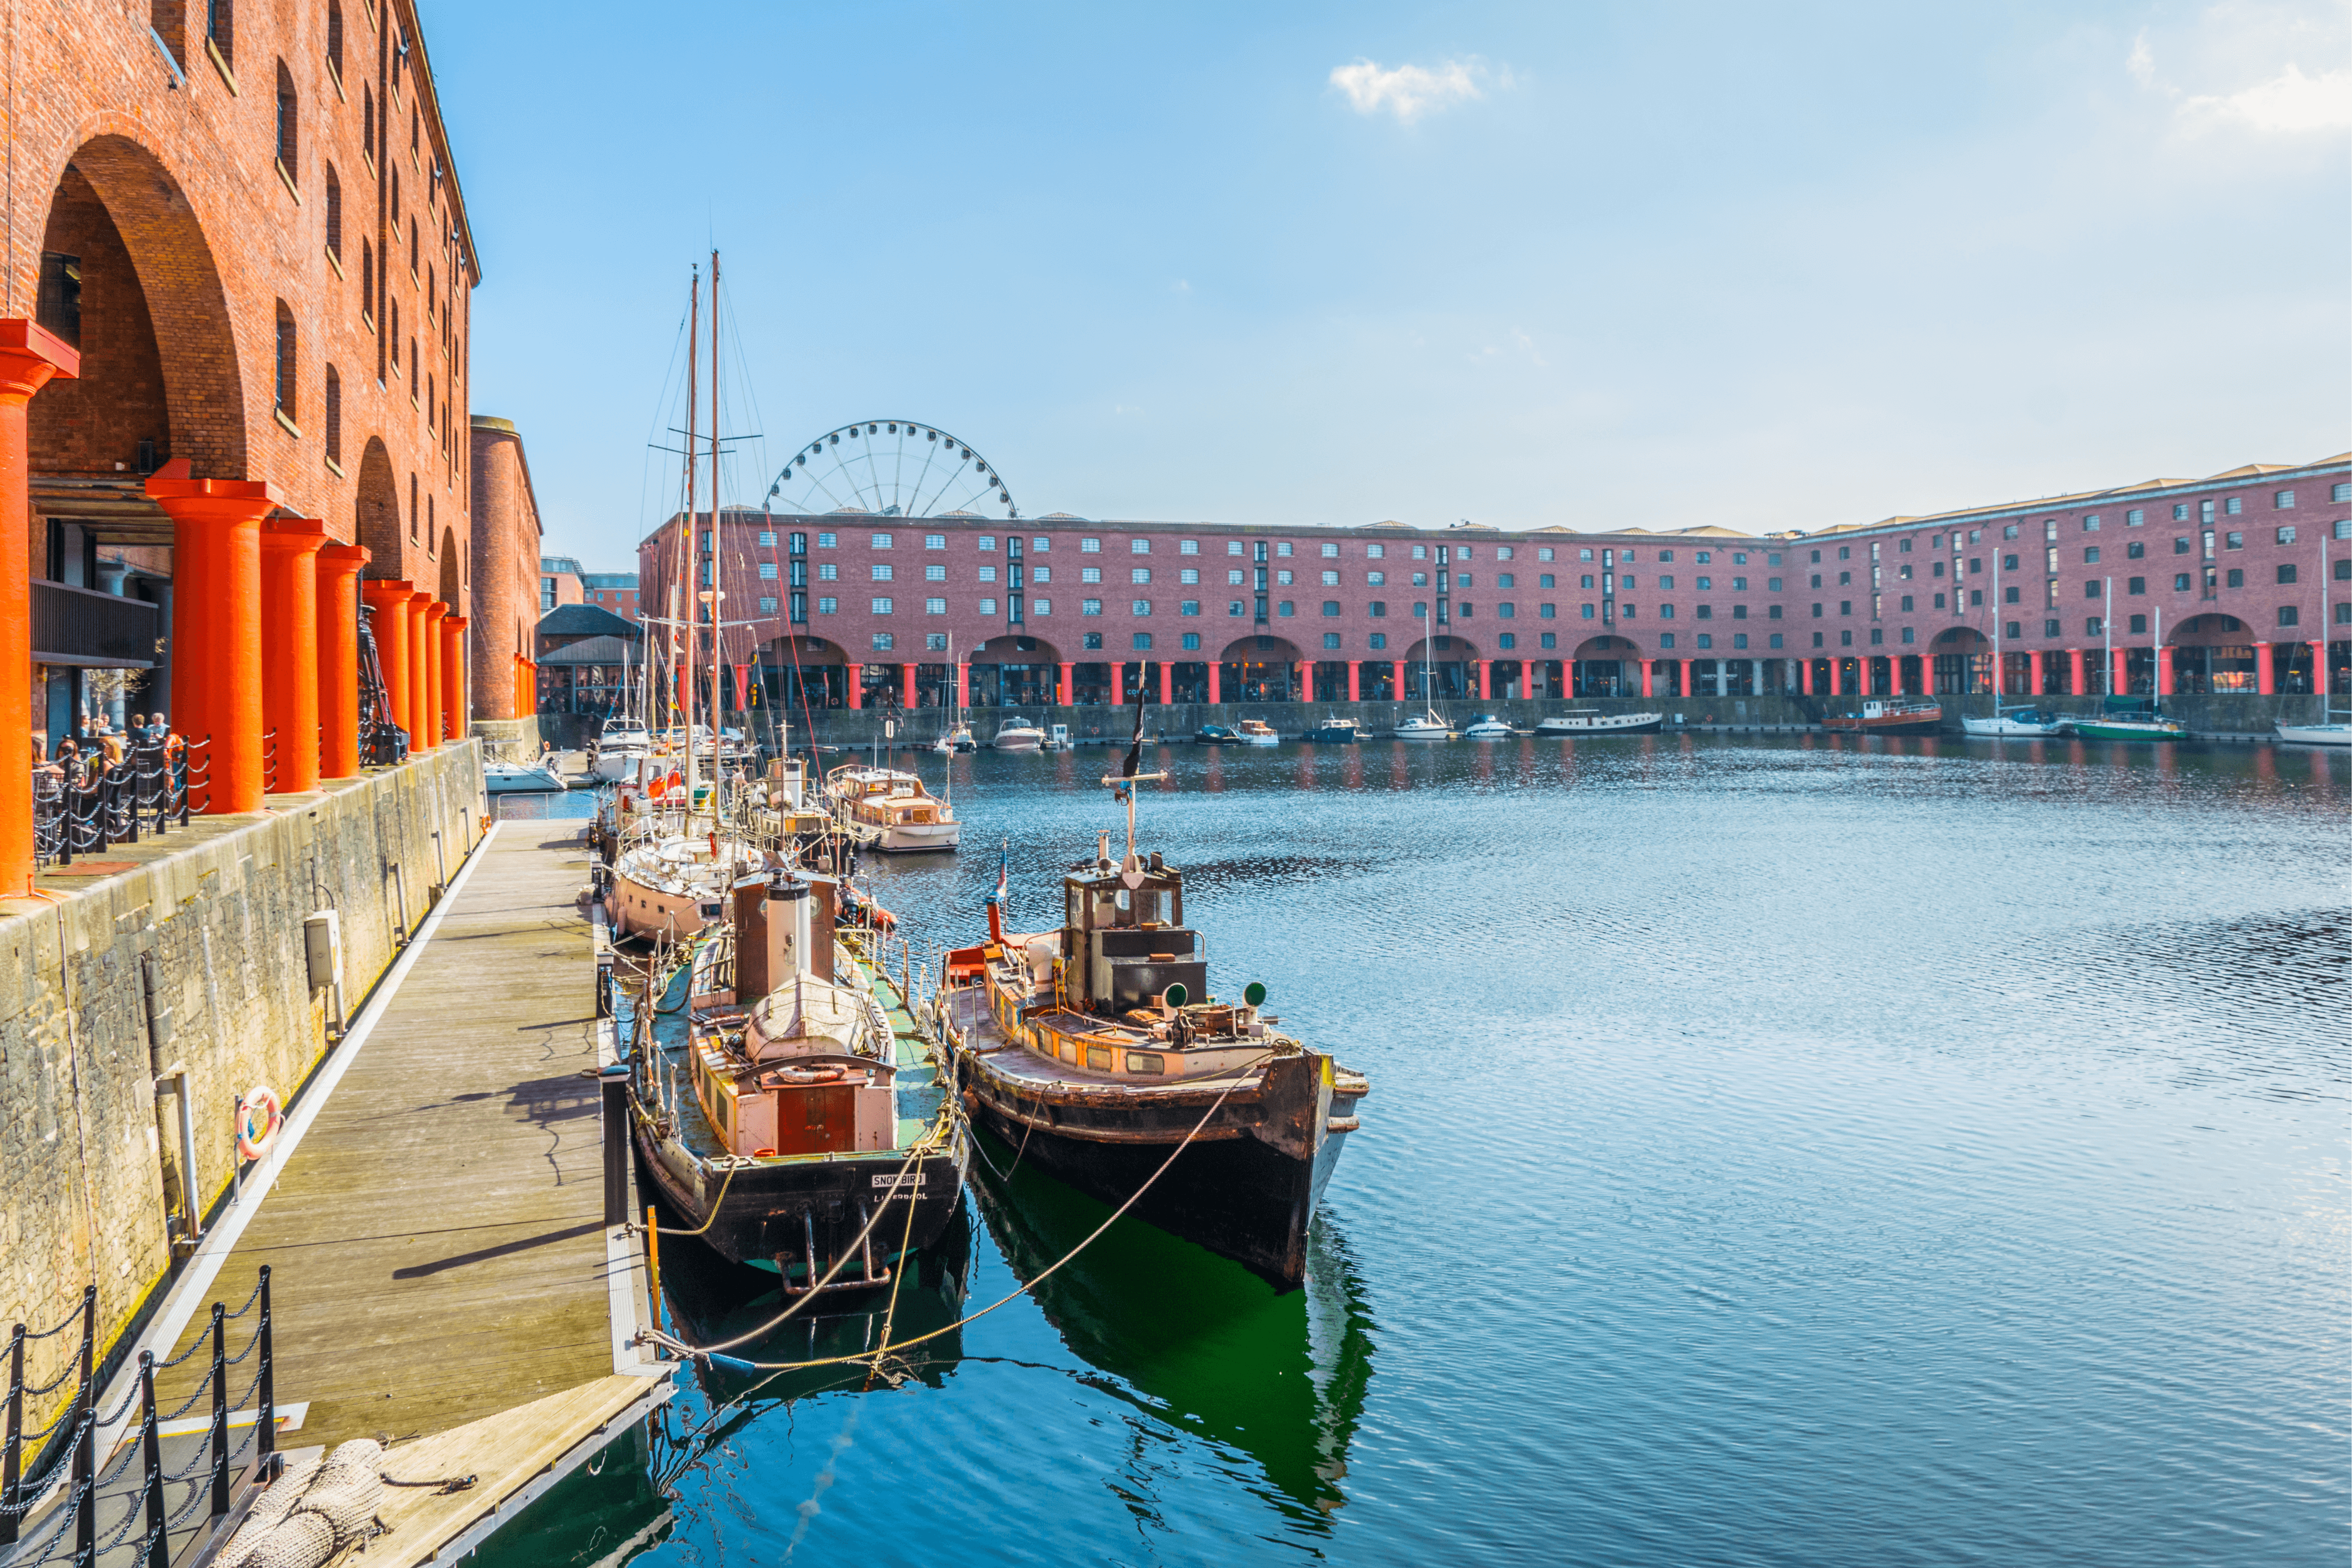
[1476,659,1491,701]
[1159,661,1174,705]
[316,544,369,778]
[260,519,327,793]
[147,460,283,815]
[441,615,467,739]
[2068,648,2085,696]
[956,662,969,710]
[903,662,920,709]
[2315,640,2328,697]
[2157,645,2175,696]
[1346,660,1360,702]
[846,663,863,709]
[1638,659,1652,698]
[363,581,413,740]
[400,592,432,749]
[1208,661,1222,704]
[0,320,76,892]
[424,602,451,746]
[2111,646,2127,696]
[2257,642,2277,696]
[1057,662,1072,706]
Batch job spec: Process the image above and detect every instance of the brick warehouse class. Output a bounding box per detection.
[0,0,542,894]
[635,449,2349,722]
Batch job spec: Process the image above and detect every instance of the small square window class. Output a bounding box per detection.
[926,633,949,651]
[1320,541,1339,558]
[1132,632,1152,649]
[1497,632,1515,649]
[1541,632,1558,649]
[1083,632,1103,650]
[2225,496,2242,515]
[1132,599,1151,615]
[2276,525,2296,545]
[816,596,838,613]
[1276,541,1293,557]
[1696,633,1713,649]
[1182,632,1201,649]
[1228,541,1244,556]
[1032,537,1049,552]
[925,597,947,614]
[871,596,893,613]
[817,532,837,548]
[1180,539,1199,555]
[1539,547,1555,561]
[979,536,997,552]
[1081,598,1103,615]
[1131,538,1150,554]
[926,534,946,548]
[978,597,997,615]
[1322,632,1341,649]
[758,530,777,547]
[871,532,893,549]
[1081,537,1101,553]
[1367,543,1385,559]
[2127,509,2144,525]
[1369,632,1387,649]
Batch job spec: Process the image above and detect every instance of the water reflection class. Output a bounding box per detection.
[968,1128,1374,1521]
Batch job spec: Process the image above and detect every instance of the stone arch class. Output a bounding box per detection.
[1399,635,1481,661]
[437,528,461,607]
[34,132,247,478]
[354,436,401,577]
[1571,633,1645,661]
[1217,633,1305,664]
[972,633,1063,665]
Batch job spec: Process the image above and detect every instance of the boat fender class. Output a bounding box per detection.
[751,1146,776,1158]
[961,1088,979,1113]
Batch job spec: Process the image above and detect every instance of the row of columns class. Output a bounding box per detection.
[0,320,472,895]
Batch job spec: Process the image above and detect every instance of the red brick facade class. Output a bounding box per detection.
[643,455,2352,707]
[469,417,539,719]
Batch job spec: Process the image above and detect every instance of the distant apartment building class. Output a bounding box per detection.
[540,556,638,621]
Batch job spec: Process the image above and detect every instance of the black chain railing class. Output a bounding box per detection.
[0,1269,278,1565]
[31,736,205,867]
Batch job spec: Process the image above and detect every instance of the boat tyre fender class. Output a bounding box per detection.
[774,1064,846,1085]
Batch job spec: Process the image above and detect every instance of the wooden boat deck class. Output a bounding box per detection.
[150,821,650,1448]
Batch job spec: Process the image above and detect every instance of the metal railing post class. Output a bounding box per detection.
[137,1351,167,1568]
[255,1267,274,1461]
[0,1323,22,1546]
[206,1303,228,1521]
[71,1388,94,1567]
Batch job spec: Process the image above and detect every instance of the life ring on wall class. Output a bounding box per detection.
[773,1065,846,1085]
[236,1086,282,1161]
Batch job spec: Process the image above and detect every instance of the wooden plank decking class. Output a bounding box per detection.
[153,821,621,1449]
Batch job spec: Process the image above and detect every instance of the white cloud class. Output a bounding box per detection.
[2180,62,2352,132]
[1328,57,1498,124]
[2130,13,2352,136]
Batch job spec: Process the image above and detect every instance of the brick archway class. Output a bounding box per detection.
[354,437,401,575]
[35,134,246,479]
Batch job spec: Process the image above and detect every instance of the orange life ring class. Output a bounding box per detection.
[236,1086,282,1161]
[774,1065,846,1085]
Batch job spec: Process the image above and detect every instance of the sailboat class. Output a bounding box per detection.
[2072,600,2184,741]
[935,690,1370,1293]
[933,635,976,752]
[1393,593,1455,740]
[2277,532,2349,746]
[608,255,777,940]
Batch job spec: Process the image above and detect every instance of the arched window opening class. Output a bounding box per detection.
[363,82,375,166]
[360,241,374,325]
[206,0,233,70]
[409,473,419,542]
[325,164,342,261]
[326,0,344,82]
[273,302,297,422]
[274,62,298,180]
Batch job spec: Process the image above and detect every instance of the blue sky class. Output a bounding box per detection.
[422,1,2350,568]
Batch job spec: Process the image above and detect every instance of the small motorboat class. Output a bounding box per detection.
[588,717,652,782]
[1298,716,1363,744]
[1460,715,1514,740]
[1533,708,1664,736]
[1961,707,2067,737]
[824,764,961,853]
[1234,719,1279,747]
[1393,710,1453,741]
[933,722,976,753]
[993,717,1045,752]
[1043,723,1074,752]
[1824,699,1943,736]
[485,758,567,792]
[2274,722,2352,746]
[1195,724,1239,745]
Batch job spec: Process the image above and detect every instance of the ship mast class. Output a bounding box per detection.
[680,268,700,804]
[707,249,724,835]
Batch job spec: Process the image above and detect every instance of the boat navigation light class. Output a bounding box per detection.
[1244,981,1268,1007]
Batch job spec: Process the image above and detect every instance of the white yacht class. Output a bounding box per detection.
[1961,707,2068,737]
[588,716,652,782]
[1461,715,1514,739]
[485,758,567,792]
[2274,721,2352,746]
[607,831,771,940]
[1042,723,1074,751]
[1393,710,1453,741]
[993,716,1045,752]
[934,722,975,753]
[1234,719,1279,747]
[1533,708,1663,736]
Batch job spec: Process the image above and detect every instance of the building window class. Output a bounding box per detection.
[1321,600,1340,617]
[1181,600,1201,616]
[1131,538,1150,554]
[1229,600,1244,615]
[871,596,893,613]
[1368,601,1386,617]
[1081,537,1101,552]
[817,563,838,581]
[925,633,949,651]
[759,596,778,613]
[1180,539,1200,555]
[872,633,894,651]
[2173,574,2190,591]
[978,536,996,552]
[2225,568,2244,589]
[1081,567,1102,584]
[1581,605,1595,619]
[2225,496,2242,515]
[922,564,945,582]
[1840,630,1854,646]
[925,597,947,614]
[2276,564,2298,584]
[1696,634,1713,649]
[816,596,837,613]
[1277,542,1293,557]
[1367,543,1386,559]
[977,597,996,615]
[1082,598,1103,615]
[1131,599,1152,615]
[871,564,893,581]
[1133,633,1152,649]
[2277,605,2299,625]
[1732,634,1748,649]
[1277,601,1294,616]
[1539,548,1555,561]
[1131,567,1150,584]
[1032,598,1051,616]
[1498,602,1516,618]
[2128,577,2146,595]
[273,303,297,421]
[869,531,893,549]
[817,531,838,548]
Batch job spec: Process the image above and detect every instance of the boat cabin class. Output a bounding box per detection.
[691,972,898,1159]
[1061,853,1208,1015]
[826,766,948,829]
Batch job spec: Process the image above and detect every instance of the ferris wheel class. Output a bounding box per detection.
[764,420,1017,520]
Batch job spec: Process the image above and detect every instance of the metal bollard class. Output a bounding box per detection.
[255,1268,274,1461]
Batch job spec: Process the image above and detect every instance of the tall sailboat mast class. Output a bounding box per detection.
[708,249,724,831]
[680,268,701,803]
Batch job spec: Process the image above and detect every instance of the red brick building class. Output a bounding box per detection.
[470,417,541,718]
[641,454,2350,716]
[0,0,528,892]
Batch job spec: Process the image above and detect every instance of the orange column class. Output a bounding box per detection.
[423,601,449,747]
[2111,646,2127,696]
[1208,661,1221,704]
[1346,660,1360,702]
[259,519,328,793]
[846,663,862,709]
[405,591,434,748]
[363,581,414,743]
[2314,640,2328,698]
[440,615,467,739]
[1159,662,1174,705]
[147,460,283,815]
[1057,663,1072,706]
[2156,645,2175,697]
[1642,660,1655,697]
[316,544,369,777]
[0,320,76,892]
[1476,659,1491,701]
[902,663,918,710]
[2068,648,2085,695]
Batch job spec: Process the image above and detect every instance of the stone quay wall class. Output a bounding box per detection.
[0,743,486,1437]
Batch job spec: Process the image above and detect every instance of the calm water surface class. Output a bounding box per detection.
[495,733,2348,1567]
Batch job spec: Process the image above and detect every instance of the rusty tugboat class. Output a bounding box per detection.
[936,694,1369,1292]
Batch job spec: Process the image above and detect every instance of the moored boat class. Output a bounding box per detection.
[933,722,975,753]
[1961,707,2068,737]
[485,758,567,792]
[2274,721,2352,746]
[1460,715,1514,739]
[1195,724,1239,745]
[1298,716,1363,743]
[632,872,968,1286]
[824,763,961,853]
[608,831,772,940]
[1533,707,1663,736]
[1043,723,1074,751]
[1235,719,1279,747]
[1393,709,1452,741]
[993,717,1045,752]
[1824,698,1943,735]
[935,709,1368,1292]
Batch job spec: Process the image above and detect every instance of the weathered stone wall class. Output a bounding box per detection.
[0,743,485,1435]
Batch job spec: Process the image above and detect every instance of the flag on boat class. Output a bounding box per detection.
[990,843,1008,905]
